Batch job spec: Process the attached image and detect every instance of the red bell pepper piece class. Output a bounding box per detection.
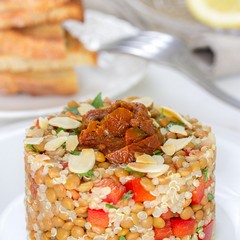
[192,177,205,204]
[94,177,126,204]
[200,220,214,240]
[171,218,196,237]
[125,178,156,202]
[88,209,109,227]
[205,178,214,189]
[154,220,173,240]
[161,208,179,220]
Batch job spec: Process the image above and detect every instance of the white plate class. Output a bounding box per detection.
[0,10,147,119]
[0,122,239,239]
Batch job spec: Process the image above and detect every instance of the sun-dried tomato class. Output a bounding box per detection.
[79,100,163,163]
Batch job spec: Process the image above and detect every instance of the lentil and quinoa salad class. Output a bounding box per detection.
[24,94,216,240]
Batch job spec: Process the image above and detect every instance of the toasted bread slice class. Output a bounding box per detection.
[0,69,78,95]
[0,0,83,30]
[0,24,97,72]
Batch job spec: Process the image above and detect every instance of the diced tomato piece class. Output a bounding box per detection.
[171,218,196,237]
[185,150,191,156]
[199,220,214,240]
[88,209,109,227]
[154,220,173,240]
[95,178,126,204]
[192,177,205,204]
[205,178,214,189]
[125,178,156,202]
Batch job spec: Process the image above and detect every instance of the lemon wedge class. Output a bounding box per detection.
[186,0,240,29]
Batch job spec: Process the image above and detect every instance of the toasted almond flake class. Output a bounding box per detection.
[57,130,69,137]
[163,137,193,155]
[39,117,49,130]
[78,103,95,115]
[136,154,157,164]
[147,172,167,178]
[24,137,43,145]
[35,155,50,161]
[127,162,169,174]
[44,136,68,151]
[26,129,44,138]
[66,135,79,152]
[161,144,176,156]
[132,97,153,108]
[68,148,95,174]
[152,155,165,164]
[49,117,81,129]
[152,119,160,128]
[168,125,187,136]
[156,106,192,129]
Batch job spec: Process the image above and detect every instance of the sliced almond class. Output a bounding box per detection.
[24,137,44,145]
[152,119,160,128]
[66,135,79,152]
[157,106,192,129]
[132,97,153,108]
[147,172,167,178]
[39,117,49,130]
[136,154,157,164]
[35,154,50,161]
[152,155,165,165]
[161,144,176,156]
[168,124,187,136]
[69,149,95,174]
[128,162,169,174]
[78,103,95,116]
[162,136,193,156]
[44,136,68,151]
[57,130,69,137]
[49,117,81,129]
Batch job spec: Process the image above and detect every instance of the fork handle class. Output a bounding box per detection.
[170,53,240,110]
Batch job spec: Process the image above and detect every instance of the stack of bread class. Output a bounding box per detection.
[0,0,96,95]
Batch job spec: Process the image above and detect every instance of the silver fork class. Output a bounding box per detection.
[99,31,240,110]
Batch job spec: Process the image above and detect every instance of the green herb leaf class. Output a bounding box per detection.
[207,193,214,201]
[106,203,118,209]
[71,150,81,155]
[121,190,134,200]
[56,127,65,133]
[196,226,203,232]
[26,144,39,153]
[64,107,79,115]
[166,122,184,131]
[79,170,94,178]
[202,168,209,182]
[153,149,163,155]
[61,142,66,147]
[125,167,144,177]
[159,108,164,119]
[119,236,127,240]
[92,92,104,108]
[190,235,194,240]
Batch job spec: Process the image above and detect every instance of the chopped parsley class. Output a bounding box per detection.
[71,150,81,155]
[92,92,104,108]
[79,170,94,178]
[106,203,118,209]
[26,144,39,153]
[56,127,65,133]
[61,142,66,147]
[64,107,79,115]
[125,167,144,177]
[166,122,184,131]
[121,190,134,200]
[196,226,203,232]
[207,193,214,201]
[202,168,209,182]
[153,149,163,155]
[159,108,164,119]
[119,237,126,240]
